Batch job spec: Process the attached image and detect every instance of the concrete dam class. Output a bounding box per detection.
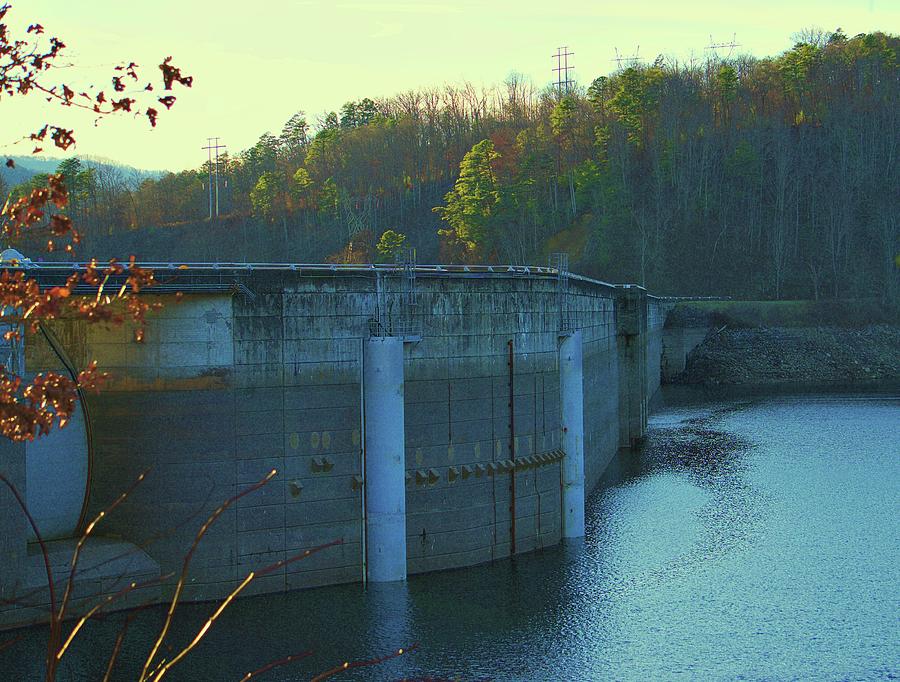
[0,263,674,622]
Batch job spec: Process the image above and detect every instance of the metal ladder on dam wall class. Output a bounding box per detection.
[369,247,422,340]
[549,252,571,332]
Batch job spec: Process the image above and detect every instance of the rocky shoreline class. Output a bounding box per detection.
[673,324,900,386]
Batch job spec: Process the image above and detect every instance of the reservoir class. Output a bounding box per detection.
[6,390,898,680]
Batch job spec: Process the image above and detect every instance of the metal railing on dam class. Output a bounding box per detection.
[12,260,581,276]
[12,260,623,295]
[0,260,673,625]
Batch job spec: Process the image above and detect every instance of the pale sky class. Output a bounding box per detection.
[4,0,898,172]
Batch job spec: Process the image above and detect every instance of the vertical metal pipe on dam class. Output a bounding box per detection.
[559,330,585,538]
[363,336,408,583]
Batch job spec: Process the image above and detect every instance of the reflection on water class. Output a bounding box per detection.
[5,391,899,680]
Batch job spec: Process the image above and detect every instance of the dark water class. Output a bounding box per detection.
[5,391,899,680]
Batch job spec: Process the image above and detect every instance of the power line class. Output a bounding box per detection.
[553,46,575,95]
[201,137,226,219]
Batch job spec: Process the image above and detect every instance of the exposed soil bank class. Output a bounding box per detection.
[665,298,897,329]
[674,325,900,386]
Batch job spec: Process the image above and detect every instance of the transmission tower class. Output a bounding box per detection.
[553,46,575,95]
[342,192,375,241]
[705,34,740,60]
[202,137,227,219]
[612,46,641,70]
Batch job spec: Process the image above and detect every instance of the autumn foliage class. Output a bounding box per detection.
[0,1,191,442]
[0,7,419,680]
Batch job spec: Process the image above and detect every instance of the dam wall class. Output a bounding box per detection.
[0,265,670,623]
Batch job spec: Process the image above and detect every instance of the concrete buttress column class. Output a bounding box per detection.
[559,330,585,538]
[363,336,407,582]
[616,288,649,448]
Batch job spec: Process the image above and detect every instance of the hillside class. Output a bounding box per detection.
[1,155,163,189]
[6,29,899,306]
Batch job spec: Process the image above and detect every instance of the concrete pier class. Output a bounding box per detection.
[616,288,649,448]
[363,336,407,583]
[559,330,585,538]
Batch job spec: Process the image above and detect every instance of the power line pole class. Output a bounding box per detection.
[553,46,575,95]
[201,137,227,219]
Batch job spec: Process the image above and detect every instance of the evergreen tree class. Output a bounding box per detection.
[434,139,501,260]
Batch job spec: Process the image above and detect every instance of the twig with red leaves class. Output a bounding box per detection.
[1,0,189,450]
[147,540,343,682]
[138,469,280,680]
[1,468,151,680]
[238,651,315,681]
[55,571,174,667]
[0,471,58,673]
[310,644,419,682]
[101,604,157,682]
[56,471,150,629]
[102,610,138,682]
[1,3,191,149]
[0,256,163,444]
[0,633,24,656]
[0,466,410,682]
[0,478,213,619]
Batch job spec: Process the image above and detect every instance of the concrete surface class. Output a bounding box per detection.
[0,268,672,626]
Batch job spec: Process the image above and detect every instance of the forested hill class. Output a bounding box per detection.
[7,29,898,303]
